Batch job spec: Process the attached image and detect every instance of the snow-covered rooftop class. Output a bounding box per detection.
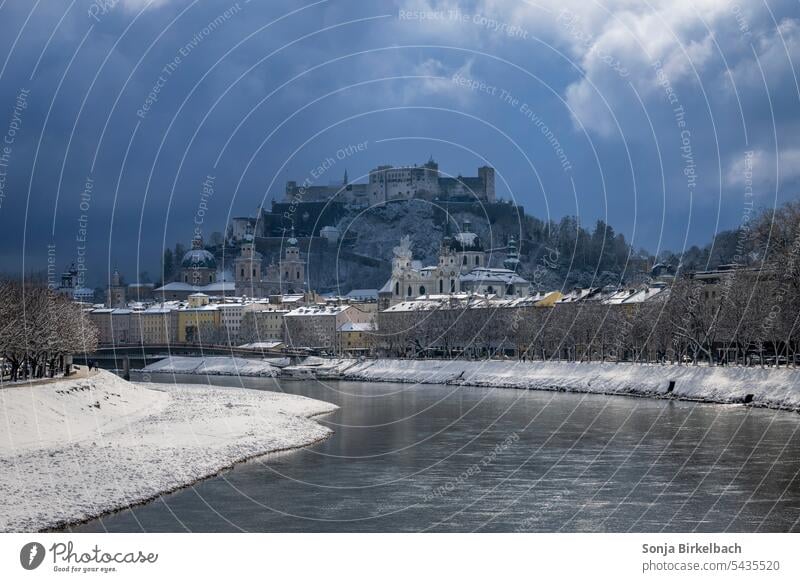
[459,267,528,285]
[238,341,284,349]
[285,304,351,317]
[344,289,378,300]
[338,322,375,332]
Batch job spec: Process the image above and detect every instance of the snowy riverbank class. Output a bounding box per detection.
[299,358,800,411]
[141,355,284,376]
[141,355,800,410]
[0,370,337,532]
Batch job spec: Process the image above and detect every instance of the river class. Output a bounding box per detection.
[72,373,800,532]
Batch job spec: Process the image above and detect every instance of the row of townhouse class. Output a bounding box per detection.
[87,292,378,352]
[86,285,668,353]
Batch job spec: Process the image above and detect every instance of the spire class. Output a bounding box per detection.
[343,169,349,185]
[504,236,521,272]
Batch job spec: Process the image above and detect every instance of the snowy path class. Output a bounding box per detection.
[0,371,337,532]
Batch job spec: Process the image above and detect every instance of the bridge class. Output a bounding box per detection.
[75,344,315,371]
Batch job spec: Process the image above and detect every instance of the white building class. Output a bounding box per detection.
[379,223,530,308]
[218,302,245,345]
[284,304,373,350]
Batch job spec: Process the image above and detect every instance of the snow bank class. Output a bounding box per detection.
[142,355,280,376]
[286,358,800,411]
[142,356,800,411]
[0,370,337,532]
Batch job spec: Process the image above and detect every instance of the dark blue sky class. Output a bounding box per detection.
[0,0,798,286]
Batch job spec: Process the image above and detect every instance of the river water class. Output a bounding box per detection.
[73,373,800,532]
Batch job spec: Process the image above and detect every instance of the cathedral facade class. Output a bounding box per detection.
[380,222,530,309]
[234,234,306,298]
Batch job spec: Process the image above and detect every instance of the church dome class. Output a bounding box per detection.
[181,248,217,269]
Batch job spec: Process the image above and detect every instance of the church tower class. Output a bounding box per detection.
[107,268,127,307]
[281,230,305,294]
[235,242,264,297]
[451,220,485,274]
[503,236,521,272]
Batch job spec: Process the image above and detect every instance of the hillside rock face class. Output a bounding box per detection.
[251,199,649,293]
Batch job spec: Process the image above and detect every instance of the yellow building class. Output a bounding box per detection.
[178,296,220,343]
[337,322,375,354]
[130,308,177,345]
[533,291,563,307]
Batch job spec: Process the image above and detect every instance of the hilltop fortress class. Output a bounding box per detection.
[284,157,496,207]
[216,158,522,295]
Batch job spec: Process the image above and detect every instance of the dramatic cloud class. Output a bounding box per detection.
[0,0,798,281]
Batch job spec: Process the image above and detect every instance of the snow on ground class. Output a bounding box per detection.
[143,355,800,410]
[142,355,280,376]
[284,358,800,411]
[0,370,337,532]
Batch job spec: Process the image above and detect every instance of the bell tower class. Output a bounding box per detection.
[235,242,264,296]
[282,230,305,293]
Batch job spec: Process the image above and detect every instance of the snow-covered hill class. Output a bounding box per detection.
[0,370,336,532]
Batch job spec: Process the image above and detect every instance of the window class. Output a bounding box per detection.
[252,269,256,277]
[419,286,426,295]
[297,271,300,279]
[475,256,479,265]
[240,268,244,277]
[462,256,467,265]
[439,280,443,293]
[487,286,494,294]
[450,279,455,293]
[395,282,400,295]
[407,286,412,297]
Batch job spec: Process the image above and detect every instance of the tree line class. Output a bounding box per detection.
[0,281,99,381]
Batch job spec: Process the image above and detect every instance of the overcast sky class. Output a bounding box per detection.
[0,0,798,285]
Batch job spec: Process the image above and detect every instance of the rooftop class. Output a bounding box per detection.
[285,304,351,317]
[338,322,375,332]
